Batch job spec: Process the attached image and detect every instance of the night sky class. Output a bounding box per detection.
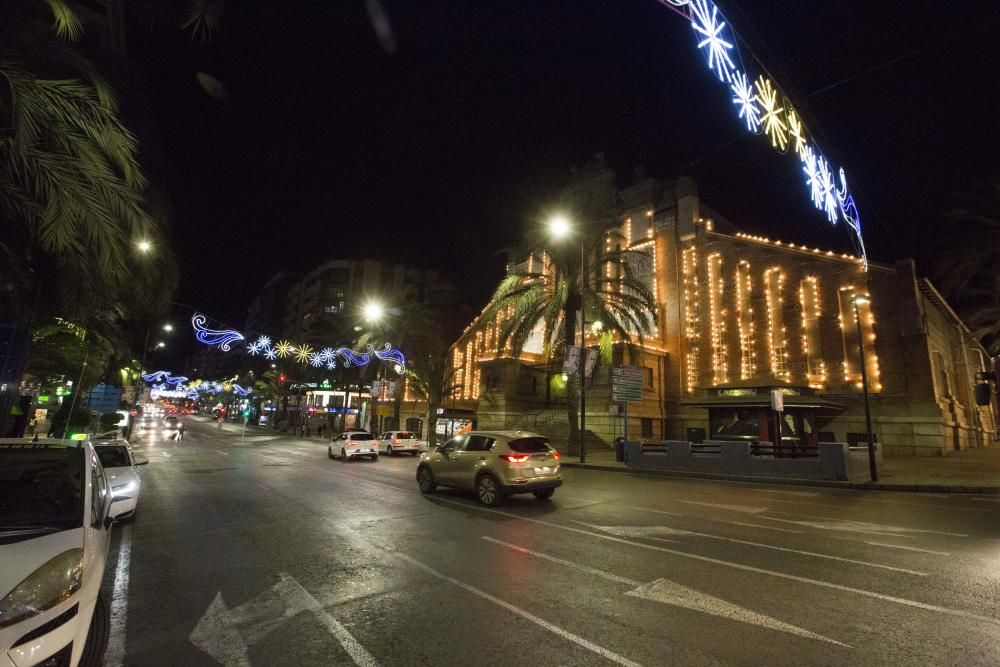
[130,0,999,332]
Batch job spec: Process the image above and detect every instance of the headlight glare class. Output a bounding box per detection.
[0,548,83,628]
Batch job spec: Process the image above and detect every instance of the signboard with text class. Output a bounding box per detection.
[611,366,643,402]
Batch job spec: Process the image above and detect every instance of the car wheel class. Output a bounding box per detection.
[387,445,393,457]
[417,466,437,493]
[328,446,334,459]
[341,448,348,462]
[371,454,379,461]
[533,488,555,501]
[79,592,110,667]
[476,474,503,507]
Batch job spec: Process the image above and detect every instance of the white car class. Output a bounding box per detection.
[0,438,125,666]
[92,440,148,521]
[328,431,378,462]
[378,431,421,456]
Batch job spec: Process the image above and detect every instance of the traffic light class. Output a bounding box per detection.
[279,374,286,384]
[242,409,250,418]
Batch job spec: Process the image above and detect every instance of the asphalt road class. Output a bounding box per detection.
[100,417,1000,666]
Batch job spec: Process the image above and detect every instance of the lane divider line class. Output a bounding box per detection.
[390,551,644,667]
[104,523,132,667]
[482,536,643,586]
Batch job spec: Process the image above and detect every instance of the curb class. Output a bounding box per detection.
[560,462,1000,494]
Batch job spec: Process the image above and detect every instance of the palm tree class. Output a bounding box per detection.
[934,178,1000,353]
[481,226,657,454]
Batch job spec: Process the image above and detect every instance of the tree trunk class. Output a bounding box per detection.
[564,304,580,456]
[425,392,439,448]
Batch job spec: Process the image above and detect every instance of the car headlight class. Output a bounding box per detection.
[112,480,137,497]
[0,549,83,628]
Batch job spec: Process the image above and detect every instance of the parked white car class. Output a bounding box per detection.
[378,431,421,456]
[92,439,147,521]
[0,437,122,666]
[328,431,379,461]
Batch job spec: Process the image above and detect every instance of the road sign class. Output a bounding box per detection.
[611,366,643,402]
[87,383,122,413]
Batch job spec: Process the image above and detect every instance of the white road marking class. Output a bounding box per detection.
[420,496,1000,628]
[863,542,952,556]
[971,497,1000,503]
[483,537,848,647]
[750,489,819,497]
[761,515,969,538]
[105,523,132,667]
[578,523,927,576]
[629,506,803,534]
[482,537,641,585]
[391,551,643,667]
[760,496,991,514]
[626,578,849,647]
[675,500,769,513]
[215,449,229,456]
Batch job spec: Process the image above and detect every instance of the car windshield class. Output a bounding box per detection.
[0,445,84,530]
[350,434,375,441]
[97,446,131,468]
[507,437,552,453]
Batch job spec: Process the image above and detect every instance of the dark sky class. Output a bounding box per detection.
[131,0,1000,331]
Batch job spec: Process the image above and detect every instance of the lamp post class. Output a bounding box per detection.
[853,294,877,482]
[548,214,587,462]
[363,300,386,434]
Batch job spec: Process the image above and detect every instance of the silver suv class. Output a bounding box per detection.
[415,431,561,506]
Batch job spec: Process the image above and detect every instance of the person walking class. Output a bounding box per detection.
[178,423,186,441]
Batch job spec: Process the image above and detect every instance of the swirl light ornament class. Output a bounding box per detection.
[191,314,245,352]
[373,343,406,369]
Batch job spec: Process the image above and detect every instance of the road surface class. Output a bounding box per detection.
[101,417,1000,665]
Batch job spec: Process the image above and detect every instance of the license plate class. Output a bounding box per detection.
[535,466,552,475]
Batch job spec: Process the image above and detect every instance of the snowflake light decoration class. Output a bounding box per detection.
[690,0,735,82]
[755,76,787,152]
[256,335,271,348]
[263,346,277,361]
[786,109,806,156]
[326,361,337,370]
[802,145,823,207]
[816,156,839,223]
[247,341,262,356]
[730,70,760,132]
[309,352,323,367]
[275,340,293,358]
[319,347,335,362]
[294,344,314,364]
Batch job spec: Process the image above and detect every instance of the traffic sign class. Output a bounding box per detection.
[611,366,643,402]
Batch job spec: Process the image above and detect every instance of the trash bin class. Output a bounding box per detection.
[614,436,626,462]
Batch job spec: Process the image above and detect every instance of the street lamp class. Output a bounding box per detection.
[363,300,385,323]
[156,341,166,349]
[163,323,173,332]
[853,294,877,482]
[136,239,153,254]
[548,213,588,463]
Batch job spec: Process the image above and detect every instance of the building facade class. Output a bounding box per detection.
[450,162,997,457]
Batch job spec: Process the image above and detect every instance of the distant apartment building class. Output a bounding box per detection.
[449,157,997,457]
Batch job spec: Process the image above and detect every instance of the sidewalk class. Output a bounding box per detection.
[561,445,1000,493]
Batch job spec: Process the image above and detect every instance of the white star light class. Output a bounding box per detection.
[690,0,735,82]
[730,70,760,132]
[247,341,262,356]
[309,352,323,367]
[263,346,277,360]
[802,145,823,207]
[326,361,337,370]
[256,335,271,348]
[319,347,335,362]
[816,155,839,223]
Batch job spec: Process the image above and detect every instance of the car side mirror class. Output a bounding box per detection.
[136,460,149,466]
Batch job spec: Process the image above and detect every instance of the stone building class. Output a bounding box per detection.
[450,161,997,456]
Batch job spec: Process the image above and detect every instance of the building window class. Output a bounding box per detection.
[643,366,654,389]
[640,418,653,438]
[707,253,728,384]
[800,276,825,388]
[486,373,501,392]
[518,374,537,395]
[735,260,756,379]
[838,287,882,392]
[682,247,700,392]
[764,268,789,380]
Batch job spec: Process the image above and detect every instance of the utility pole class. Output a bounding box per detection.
[853,295,877,482]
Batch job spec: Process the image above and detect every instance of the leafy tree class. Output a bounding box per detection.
[934,178,1000,353]
[47,397,91,438]
[481,227,657,454]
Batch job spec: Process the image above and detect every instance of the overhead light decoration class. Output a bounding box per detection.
[190,312,406,374]
[656,0,868,268]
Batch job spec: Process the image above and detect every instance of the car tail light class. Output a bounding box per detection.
[393,439,400,444]
[552,451,561,460]
[500,454,530,463]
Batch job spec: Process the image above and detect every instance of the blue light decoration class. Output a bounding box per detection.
[140,370,253,397]
[190,312,406,373]
[142,370,171,383]
[191,313,245,352]
[164,375,189,387]
[232,384,252,397]
[654,0,868,269]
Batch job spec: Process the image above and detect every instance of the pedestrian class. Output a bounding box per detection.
[178,423,186,441]
[299,423,305,438]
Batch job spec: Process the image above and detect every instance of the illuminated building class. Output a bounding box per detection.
[449,158,996,456]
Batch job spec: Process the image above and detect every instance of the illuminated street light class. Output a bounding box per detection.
[163,323,173,332]
[363,300,385,323]
[136,239,153,253]
[156,341,166,349]
[852,293,877,481]
[548,214,571,240]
